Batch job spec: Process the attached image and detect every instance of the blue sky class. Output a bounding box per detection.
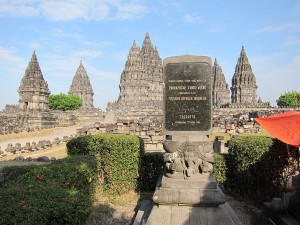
[0,0,299,110]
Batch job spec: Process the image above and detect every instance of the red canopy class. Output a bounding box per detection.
[254,111,300,147]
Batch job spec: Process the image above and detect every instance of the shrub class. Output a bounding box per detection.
[226,136,298,201]
[67,134,143,196]
[0,165,35,187]
[138,152,164,192]
[212,153,227,186]
[67,135,101,155]
[0,155,98,225]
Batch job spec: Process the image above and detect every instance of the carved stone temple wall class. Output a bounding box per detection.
[116,32,164,117]
[69,61,94,110]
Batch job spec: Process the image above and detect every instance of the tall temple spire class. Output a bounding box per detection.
[231,46,257,105]
[18,51,50,112]
[116,32,163,116]
[212,58,230,107]
[69,61,94,110]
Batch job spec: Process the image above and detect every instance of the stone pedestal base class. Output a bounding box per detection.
[153,175,226,206]
[133,202,242,225]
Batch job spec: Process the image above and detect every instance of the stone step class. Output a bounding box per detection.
[132,200,153,225]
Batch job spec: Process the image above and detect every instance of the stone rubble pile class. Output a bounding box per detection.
[0,135,74,158]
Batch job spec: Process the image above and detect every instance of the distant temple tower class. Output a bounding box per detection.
[117,32,163,116]
[18,51,50,112]
[231,46,257,105]
[69,61,94,110]
[212,58,230,107]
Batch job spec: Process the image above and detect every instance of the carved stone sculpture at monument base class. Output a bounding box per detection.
[152,141,226,207]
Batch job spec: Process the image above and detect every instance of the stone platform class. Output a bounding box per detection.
[134,200,243,225]
[153,175,226,206]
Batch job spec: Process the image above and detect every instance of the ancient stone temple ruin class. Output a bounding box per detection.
[212,58,230,107]
[69,61,94,110]
[230,46,258,105]
[17,51,57,128]
[18,51,50,112]
[117,32,163,116]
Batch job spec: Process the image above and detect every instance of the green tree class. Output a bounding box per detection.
[276,91,300,107]
[49,93,82,111]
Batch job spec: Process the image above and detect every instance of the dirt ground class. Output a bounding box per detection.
[0,126,273,225]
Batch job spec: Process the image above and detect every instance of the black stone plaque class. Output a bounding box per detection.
[164,62,211,131]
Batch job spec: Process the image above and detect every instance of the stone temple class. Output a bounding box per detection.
[212,58,230,107]
[231,46,259,106]
[116,32,163,116]
[17,51,57,128]
[18,51,50,112]
[69,61,94,110]
[113,37,269,114]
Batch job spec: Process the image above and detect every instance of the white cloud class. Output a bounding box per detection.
[0,3,39,17]
[0,46,26,76]
[50,28,112,50]
[283,36,300,46]
[28,41,41,50]
[207,26,224,34]
[183,14,204,24]
[72,50,103,58]
[0,0,148,21]
[253,21,300,33]
[252,54,300,106]
[114,2,148,20]
[40,1,110,21]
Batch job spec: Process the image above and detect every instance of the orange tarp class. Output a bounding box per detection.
[254,111,300,147]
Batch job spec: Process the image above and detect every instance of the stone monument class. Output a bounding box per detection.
[17,51,57,128]
[212,58,230,107]
[69,61,94,110]
[141,55,241,225]
[18,51,50,113]
[116,32,163,116]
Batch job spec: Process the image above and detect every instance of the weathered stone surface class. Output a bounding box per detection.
[115,33,163,116]
[145,204,238,225]
[18,51,50,113]
[212,58,230,107]
[230,46,269,108]
[69,61,94,110]
[36,156,50,162]
[160,175,217,189]
[153,188,226,206]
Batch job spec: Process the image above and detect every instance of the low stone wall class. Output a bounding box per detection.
[76,117,164,152]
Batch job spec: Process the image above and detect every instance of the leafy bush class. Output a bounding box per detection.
[226,136,298,201]
[276,90,300,107]
[67,134,143,196]
[0,165,35,187]
[138,152,164,192]
[212,153,227,186]
[49,93,82,111]
[0,155,98,225]
[67,135,101,155]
